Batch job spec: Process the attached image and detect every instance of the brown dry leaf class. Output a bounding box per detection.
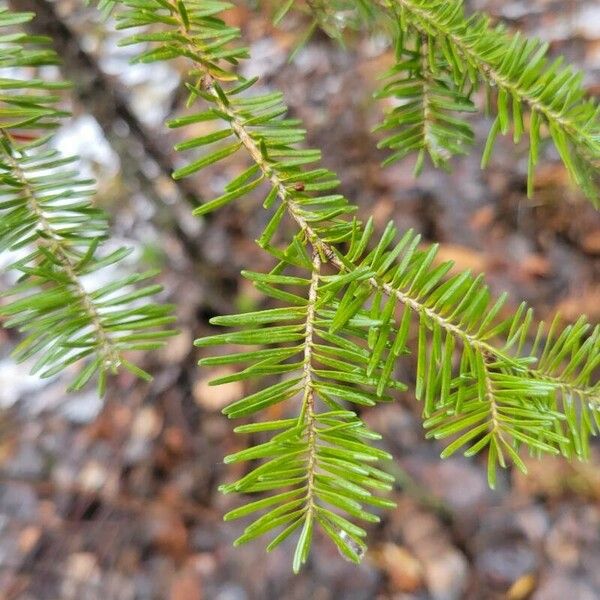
[580,230,600,254]
[18,526,41,554]
[555,287,600,321]
[150,508,189,561]
[434,243,488,275]
[518,254,552,278]
[193,368,242,411]
[376,543,424,593]
[470,205,496,230]
[169,563,203,600]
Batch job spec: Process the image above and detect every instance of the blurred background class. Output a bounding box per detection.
[0,0,599,598]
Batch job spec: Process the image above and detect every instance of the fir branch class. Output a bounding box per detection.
[379,0,600,203]
[274,0,600,202]
[201,251,399,565]
[301,250,320,546]
[375,32,476,174]
[0,4,176,393]
[171,46,595,419]
[97,0,599,567]
[271,0,377,41]
[1,135,119,369]
[0,137,176,393]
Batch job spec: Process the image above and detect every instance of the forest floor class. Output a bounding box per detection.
[0,1,599,598]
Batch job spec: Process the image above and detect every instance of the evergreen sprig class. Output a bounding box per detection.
[198,252,400,570]
[273,0,600,204]
[375,32,476,174]
[101,0,599,569]
[384,0,600,203]
[0,6,176,394]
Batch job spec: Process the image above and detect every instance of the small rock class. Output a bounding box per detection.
[78,460,108,492]
[131,406,163,440]
[62,552,101,600]
[515,507,550,542]
[105,572,136,600]
[159,330,192,365]
[574,5,600,38]
[419,459,491,515]
[423,549,469,600]
[5,442,45,479]
[0,359,48,408]
[532,573,598,600]
[476,542,538,591]
[545,515,582,568]
[0,483,38,520]
[190,525,219,553]
[193,369,242,411]
[214,583,248,600]
[61,391,103,424]
[125,406,163,462]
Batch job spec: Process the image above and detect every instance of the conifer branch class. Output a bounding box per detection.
[391,0,596,149]
[164,34,595,414]
[1,134,120,369]
[0,5,176,393]
[378,0,600,203]
[280,0,599,202]
[301,250,320,528]
[375,32,476,173]
[92,0,600,568]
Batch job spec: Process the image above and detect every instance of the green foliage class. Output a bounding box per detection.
[0,6,176,394]
[386,0,600,203]
[375,33,476,174]
[97,0,599,571]
[272,0,600,204]
[198,256,399,569]
[0,8,69,133]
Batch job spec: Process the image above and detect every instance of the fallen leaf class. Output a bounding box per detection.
[169,563,202,600]
[581,230,600,255]
[556,287,600,321]
[376,543,424,592]
[434,243,487,275]
[507,573,537,600]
